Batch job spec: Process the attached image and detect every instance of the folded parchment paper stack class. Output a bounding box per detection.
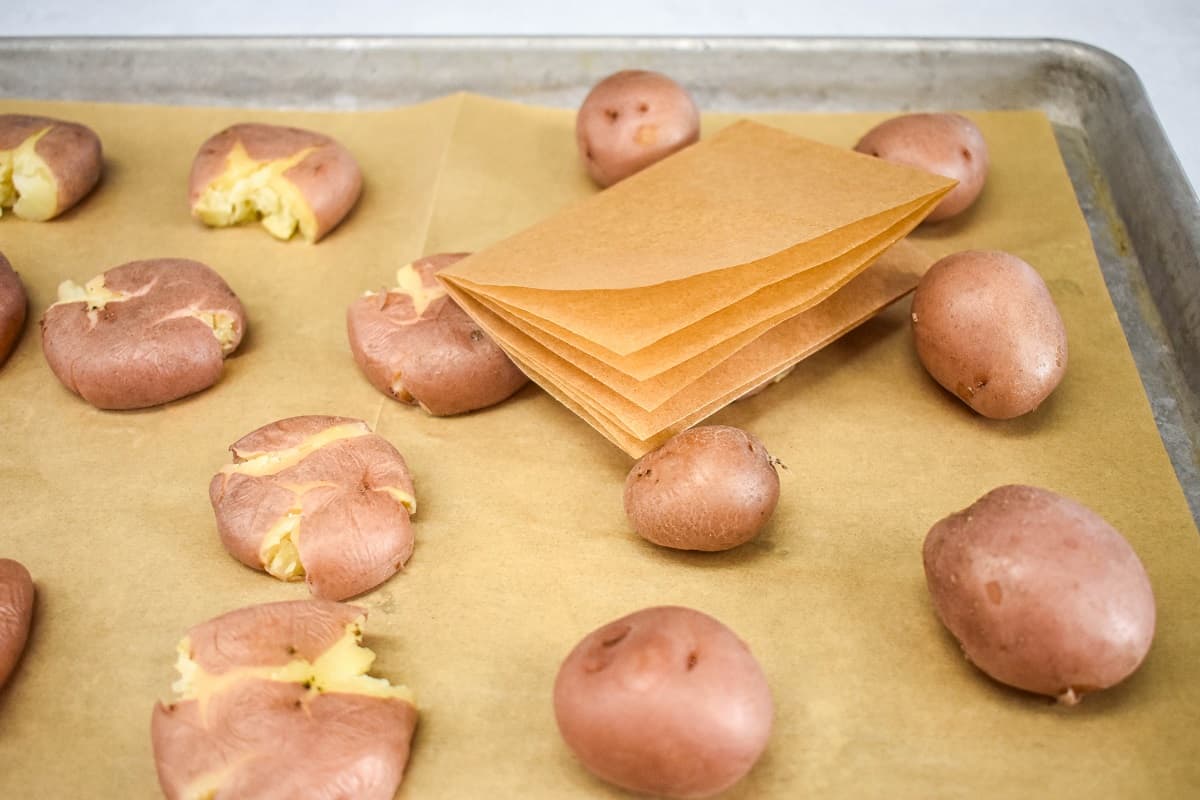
[440,121,954,455]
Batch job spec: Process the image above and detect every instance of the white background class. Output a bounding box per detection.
[9,0,1200,191]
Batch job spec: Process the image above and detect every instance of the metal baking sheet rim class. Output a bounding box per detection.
[1,35,1198,523]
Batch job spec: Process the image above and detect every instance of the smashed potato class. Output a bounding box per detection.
[40,258,246,409]
[209,415,417,601]
[347,252,529,415]
[0,114,102,221]
[188,123,362,243]
[152,599,417,800]
[0,559,34,691]
[0,251,27,364]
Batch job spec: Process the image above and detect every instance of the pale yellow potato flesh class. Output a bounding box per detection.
[0,127,58,221]
[54,275,240,354]
[172,619,415,707]
[192,143,318,241]
[221,422,372,478]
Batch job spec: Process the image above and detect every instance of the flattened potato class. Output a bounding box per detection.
[189,123,362,243]
[209,415,417,601]
[152,599,417,800]
[576,70,700,187]
[0,250,27,364]
[0,559,34,691]
[40,258,246,409]
[924,485,1156,704]
[0,114,102,221]
[346,252,529,415]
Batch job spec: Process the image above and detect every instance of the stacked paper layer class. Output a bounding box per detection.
[441,121,954,455]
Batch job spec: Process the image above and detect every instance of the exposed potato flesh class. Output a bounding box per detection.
[0,114,103,221]
[209,415,418,600]
[347,252,530,416]
[40,259,247,409]
[192,142,318,241]
[152,600,418,800]
[188,123,362,243]
[0,127,57,220]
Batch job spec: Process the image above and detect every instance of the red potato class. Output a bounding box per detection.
[40,258,246,409]
[209,415,417,601]
[911,250,1067,419]
[0,251,27,364]
[0,559,35,691]
[576,70,700,187]
[151,599,417,800]
[346,252,529,415]
[854,113,988,222]
[188,123,362,243]
[625,425,780,551]
[923,485,1156,704]
[0,114,102,221]
[554,606,773,799]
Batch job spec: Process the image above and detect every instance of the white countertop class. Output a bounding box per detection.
[10,0,1199,192]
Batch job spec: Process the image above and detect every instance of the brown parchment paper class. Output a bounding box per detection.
[0,94,1198,800]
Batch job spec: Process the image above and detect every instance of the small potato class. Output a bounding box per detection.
[911,250,1067,419]
[209,415,417,601]
[924,485,1156,704]
[0,114,102,221]
[346,252,529,415]
[152,599,417,800]
[854,113,988,222]
[554,606,773,798]
[0,558,35,690]
[625,425,780,551]
[189,123,362,243]
[40,258,246,409]
[576,70,700,188]
[0,250,27,364]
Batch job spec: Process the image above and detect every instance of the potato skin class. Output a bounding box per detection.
[152,600,417,800]
[625,425,780,551]
[0,113,103,220]
[0,251,27,364]
[911,250,1067,419]
[554,606,773,799]
[854,113,988,222]
[188,122,362,242]
[0,558,35,691]
[923,485,1156,703]
[346,252,529,415]
[576,70,700,187]
[40,258,246,409]
[209,415,416,601]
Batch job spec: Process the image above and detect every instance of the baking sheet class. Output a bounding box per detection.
[1,86,1198,800]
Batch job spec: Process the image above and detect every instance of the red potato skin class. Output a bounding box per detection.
[151,600,417,800]
[0,114,103,219]
[0,251,27,364]
[188,123,362,242]
[347,252,529,415]
[923,485,1156,702]
[624,426,780,551]
[576,70,701,187]
[854,113,988,222]
[40,258,246,410]
[0,558,35,690]
[911,250,1068,419]
[209,416,416,601]
[554,606,773,799]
